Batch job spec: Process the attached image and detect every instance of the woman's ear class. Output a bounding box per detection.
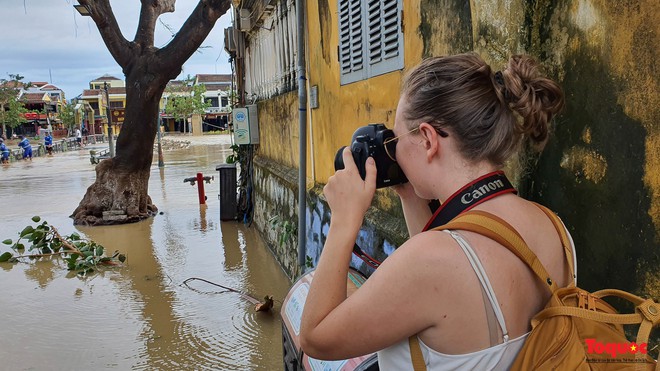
[418,122,440,161]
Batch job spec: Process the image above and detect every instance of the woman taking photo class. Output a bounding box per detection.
[300,53,573,370]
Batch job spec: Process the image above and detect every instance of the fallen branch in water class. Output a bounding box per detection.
[181,277,275,312]
[1,216,125,276]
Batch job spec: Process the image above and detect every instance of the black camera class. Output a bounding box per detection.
[334,123,408,188]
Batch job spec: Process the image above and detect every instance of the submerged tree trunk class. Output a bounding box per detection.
[72,66,167,225]
[71,0,231,226]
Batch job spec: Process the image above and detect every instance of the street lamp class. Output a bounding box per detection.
[74,4,91,16]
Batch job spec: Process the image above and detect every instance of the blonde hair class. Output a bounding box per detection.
[401,53,564,166]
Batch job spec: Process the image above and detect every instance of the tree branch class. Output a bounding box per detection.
[158,0,232,71]
[134,0,176,50]
[78,0,133,68]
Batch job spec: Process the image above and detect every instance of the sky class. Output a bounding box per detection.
[0,0,234,100]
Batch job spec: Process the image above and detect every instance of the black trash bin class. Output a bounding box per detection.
[216,164,237,220]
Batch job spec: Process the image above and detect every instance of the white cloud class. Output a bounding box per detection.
[0,0,233,100]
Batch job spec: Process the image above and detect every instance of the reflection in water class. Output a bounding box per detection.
[159,167,167,201]
[24,258,57,289]
[222,220,245,271]
[0,136,291,370]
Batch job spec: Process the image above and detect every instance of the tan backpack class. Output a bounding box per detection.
[409,204,659,370]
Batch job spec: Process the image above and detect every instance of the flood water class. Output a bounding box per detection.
[0,135,291,370]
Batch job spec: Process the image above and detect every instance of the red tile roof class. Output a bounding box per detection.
[40,84,61,91]
[21,92,48,103]
[81,89,102,98]
[92,74,122,81]
[202,83,231,92]
[196,74,232,83]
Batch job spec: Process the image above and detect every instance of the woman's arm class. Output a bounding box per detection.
[300,148,376,354]
[300,149,445,359]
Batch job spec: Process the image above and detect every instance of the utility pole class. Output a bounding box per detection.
[157,111,164,167]
[104,82,115,157]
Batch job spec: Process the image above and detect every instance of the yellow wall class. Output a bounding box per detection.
[256,92,299,169]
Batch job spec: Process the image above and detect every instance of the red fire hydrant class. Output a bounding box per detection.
[183,173,214,204]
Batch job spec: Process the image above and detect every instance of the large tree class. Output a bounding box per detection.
[71,0,232,226]
[0,74,28,138]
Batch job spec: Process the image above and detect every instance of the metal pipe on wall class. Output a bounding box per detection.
[296,0,307,272]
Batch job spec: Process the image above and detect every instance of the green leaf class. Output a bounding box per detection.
[20,226,34,237]
[31,216,41,223]
[0,252,13,262]
[15,243,25,251]
[2,239,12,245]
[95,246,103,257]
[70,233,81,241]
[118,254,126,263]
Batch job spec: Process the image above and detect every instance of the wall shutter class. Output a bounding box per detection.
[368,0,403,77]
[339,0,403,85]
[339,0,367,84]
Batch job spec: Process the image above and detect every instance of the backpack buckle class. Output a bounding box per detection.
[577,291,597,311]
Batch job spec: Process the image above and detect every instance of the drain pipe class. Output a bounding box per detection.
[296,0,307,272]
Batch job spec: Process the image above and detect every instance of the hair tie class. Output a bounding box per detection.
[494,71,510,103]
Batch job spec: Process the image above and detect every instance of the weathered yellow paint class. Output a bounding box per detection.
[646,133,660,235]
[643,268,660,301]
[470,0,527,65]
[581,127,592,144]
[560,146,608,184]
[255,91,299,169]
[594,0,660,237]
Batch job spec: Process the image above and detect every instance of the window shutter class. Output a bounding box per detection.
[368,0,403,77]
[338,0,403,85]
[339,0,366,84]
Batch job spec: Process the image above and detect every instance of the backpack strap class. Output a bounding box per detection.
[434,210,559,294]
[408,336,427,371]
[532,203,577,287]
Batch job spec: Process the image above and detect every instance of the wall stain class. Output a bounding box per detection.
[560,146,607,184]
[317,0,332,65]
[419,0,472,57]
[524,44,657,297]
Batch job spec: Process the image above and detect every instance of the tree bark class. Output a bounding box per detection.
[71,0,231,226]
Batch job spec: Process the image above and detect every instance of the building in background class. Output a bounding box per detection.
[160,74,233,134]
[76,74,126,136]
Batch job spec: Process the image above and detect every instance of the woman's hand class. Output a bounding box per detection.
[323,147,377,228]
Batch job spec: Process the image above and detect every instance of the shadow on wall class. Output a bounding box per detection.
[523,46,657,297]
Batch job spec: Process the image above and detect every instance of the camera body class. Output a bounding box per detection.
[334,123,408,188]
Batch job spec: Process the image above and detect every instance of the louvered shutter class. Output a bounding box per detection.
[339,0,367,84]
[338,0,403,85]
[368,0,403,77]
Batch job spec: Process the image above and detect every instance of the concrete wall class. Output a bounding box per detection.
[248,0,659,301]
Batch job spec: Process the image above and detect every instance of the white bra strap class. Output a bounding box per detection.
[445,230,510,342]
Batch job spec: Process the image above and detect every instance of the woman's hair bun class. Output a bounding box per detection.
[500,55,564,145]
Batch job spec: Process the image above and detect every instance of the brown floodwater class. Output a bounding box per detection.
[0,135,291,370]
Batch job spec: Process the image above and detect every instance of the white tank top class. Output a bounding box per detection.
[377,228,577,370]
